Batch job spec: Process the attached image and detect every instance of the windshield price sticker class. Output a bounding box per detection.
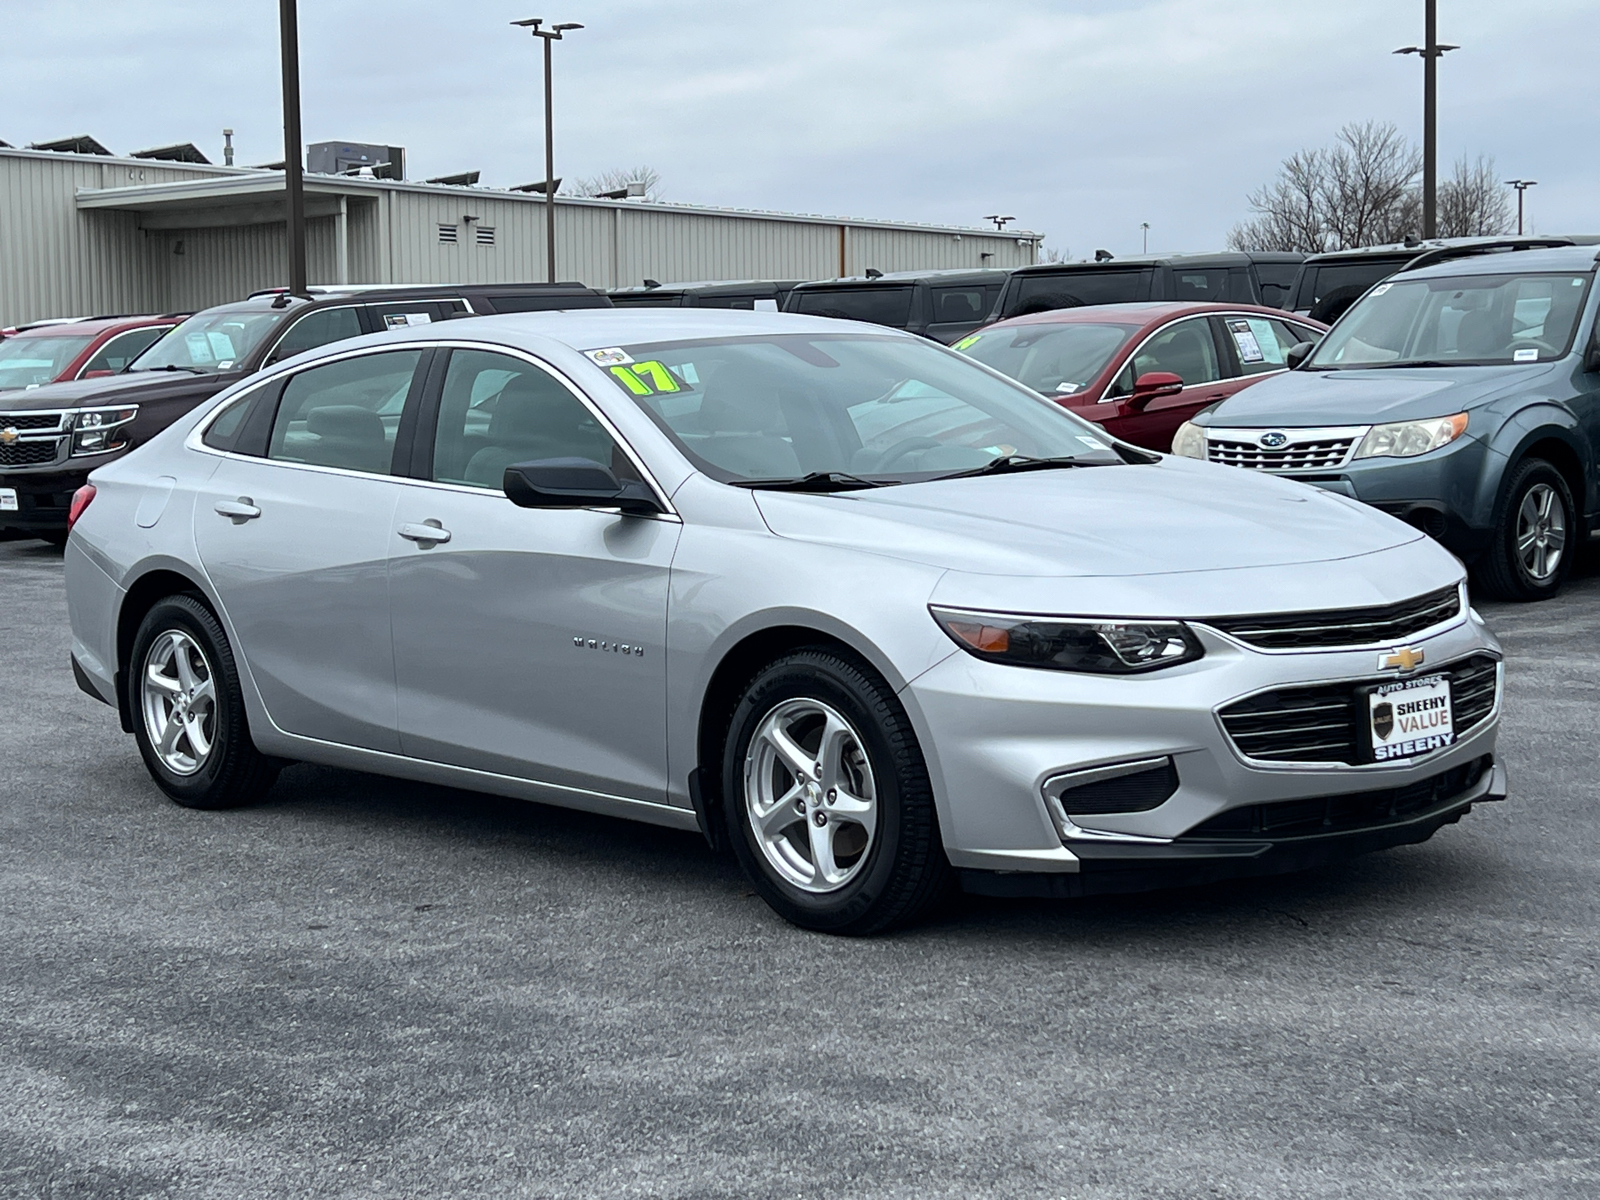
[384,312,432,329]
[951,334,982,352]
[1368,673,1454,761]
[608,360,692,396]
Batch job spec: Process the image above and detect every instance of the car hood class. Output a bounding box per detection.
[1195,363,1555,427]
[752,456,1424,580]
[0,369,241,410]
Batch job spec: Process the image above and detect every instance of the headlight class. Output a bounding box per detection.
[70,406,138,456]
[1353,413,1468,460]
[1170,421,1206,460]
[930,606,1204,674]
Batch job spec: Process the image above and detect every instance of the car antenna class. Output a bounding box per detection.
[1094,249,1114,262]
[270,291,293,309]
[642,279,661,289]
[865,267,883,279]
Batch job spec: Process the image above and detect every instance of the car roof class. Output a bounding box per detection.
[5,314,178,338]
[610,279,804,296]
[1400,244,1600,279]
[1300,236,1579,266]
[790,268,1012,290]
[1011,252,1251,276]
[982,301,1323,331]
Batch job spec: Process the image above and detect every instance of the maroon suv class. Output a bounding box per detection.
[955,302,1326,451]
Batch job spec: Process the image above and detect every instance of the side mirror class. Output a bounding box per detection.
[1585,331,1600,374]
[1285,340,1318,369]
[503,457,663,516]
[80,369,115,379]
[1125,371,1184,410]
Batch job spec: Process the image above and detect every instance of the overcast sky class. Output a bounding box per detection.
[3,1,1596,258]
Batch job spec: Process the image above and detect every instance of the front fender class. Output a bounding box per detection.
[1471,400,1588,525]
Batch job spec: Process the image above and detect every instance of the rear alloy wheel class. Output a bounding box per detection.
[722,648,949,935]
[127,595,279,809]
[1475,459,1576,602]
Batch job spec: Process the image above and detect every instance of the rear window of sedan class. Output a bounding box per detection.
[954,323,1138,397]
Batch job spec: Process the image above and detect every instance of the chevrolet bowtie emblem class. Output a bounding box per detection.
[0,428,17,446]
[1380,647,1426,672]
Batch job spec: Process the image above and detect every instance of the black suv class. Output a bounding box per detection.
[784,269,1013,344]
[1283,237,1576,324]
[990,251,1303,321]
[608,279,803,310]
[0,282,609,540]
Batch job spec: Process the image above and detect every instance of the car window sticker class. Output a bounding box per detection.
[585,347,634,366]
[951,334,982,352]
[1227,319,1265,364]
[608,360,691,396]
[383,312,432,329]
[1246,318,1285,365]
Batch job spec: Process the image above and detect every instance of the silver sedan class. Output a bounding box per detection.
[63,311,1505,933]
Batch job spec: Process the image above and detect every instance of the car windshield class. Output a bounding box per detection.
[1310,272,1593,368]
[0,333,96,389]
[953,323,1138,397]
[128,309,285,372]
[597,333,1124,484]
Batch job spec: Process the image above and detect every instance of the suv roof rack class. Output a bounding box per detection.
[1398,237,1575,274]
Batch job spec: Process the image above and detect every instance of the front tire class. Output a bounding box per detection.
[1474,459,1576,602]
[721,648,949,935]
[127,595,278,809]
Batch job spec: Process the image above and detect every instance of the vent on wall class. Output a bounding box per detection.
[476,226,496,247]
[438,223,458,245]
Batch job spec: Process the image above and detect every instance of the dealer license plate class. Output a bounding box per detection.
[0,488,16,512]
[1367,673,1454,762]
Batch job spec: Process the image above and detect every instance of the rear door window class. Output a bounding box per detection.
[1171,268,1231,302]
[267,349,423,475]
[791,287,915,328]
[360,301,449,332]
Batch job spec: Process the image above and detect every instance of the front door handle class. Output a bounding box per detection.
[214,497,261,523]
[399,520,452,546]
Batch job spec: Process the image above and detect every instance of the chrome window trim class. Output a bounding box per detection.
[186,338,680,520]
[1103,312,1323,401]
[1195,582,1469,655]
[1210,651,1502,772]
[1102,313,1229,400]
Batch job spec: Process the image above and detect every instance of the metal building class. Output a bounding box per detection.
[0,145,1041,326]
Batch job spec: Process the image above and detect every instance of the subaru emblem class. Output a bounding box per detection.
[1259,431,1289,449]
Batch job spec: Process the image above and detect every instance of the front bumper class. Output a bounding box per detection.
[0,467,90,534]
[905,607,1503,892]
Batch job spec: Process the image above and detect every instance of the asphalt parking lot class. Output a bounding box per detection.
[1,538,1596,1200]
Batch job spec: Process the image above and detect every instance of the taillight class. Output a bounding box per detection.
[67,484,96,530]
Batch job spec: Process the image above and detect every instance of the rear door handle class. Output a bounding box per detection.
[399,520,451,545]
[213,497,261,523]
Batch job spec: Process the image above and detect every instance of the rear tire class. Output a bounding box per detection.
[1474,459,1575,602]
[721,648,950,935]
[126,595,278,809]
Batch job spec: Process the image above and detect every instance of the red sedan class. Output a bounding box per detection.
[953,302,1327,451]
[0,315,182,392]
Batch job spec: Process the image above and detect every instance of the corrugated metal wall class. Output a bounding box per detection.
[1,149,1039,325]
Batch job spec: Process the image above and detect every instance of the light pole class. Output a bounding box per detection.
[279,0,307,296]
[1140,222,1150,254]
[1394,0,1458,240]
[1505,179,1537,235]
[513,17,583,284]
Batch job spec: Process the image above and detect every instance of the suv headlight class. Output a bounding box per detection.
[930,606,1203,674]
[1170,421,1206,460]
[70,406,138,456]
[1353,413,1468,460]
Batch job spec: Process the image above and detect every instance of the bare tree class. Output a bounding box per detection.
[1039,245,1068,264]
[1229,122,1421,253]
[1437,154,1513,237]
[569,165,663,200]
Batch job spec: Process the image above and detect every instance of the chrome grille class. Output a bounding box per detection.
[1203,425,1367,472]
[1218,654,1501,766]
[0,439,62,467]
[0,411,66,432]
[1205,586,1462,650]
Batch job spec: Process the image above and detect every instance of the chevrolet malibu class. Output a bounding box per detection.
[64,311,1506,934]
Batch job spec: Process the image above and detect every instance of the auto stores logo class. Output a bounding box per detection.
[1258,430,1289,449]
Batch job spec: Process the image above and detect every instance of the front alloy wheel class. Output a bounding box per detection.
[1475,459,1576,602]
[722,648,949,935]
